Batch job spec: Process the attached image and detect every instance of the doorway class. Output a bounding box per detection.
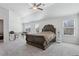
[0,20,3,41]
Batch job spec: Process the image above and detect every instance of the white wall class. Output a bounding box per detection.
[0,7,9,42]
[14,18,22,32]
[9,10,22,33]
[9,10,16,31]
[9,10,15,31]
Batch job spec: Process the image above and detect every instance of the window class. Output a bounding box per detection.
[25,25,31,32]
[64,18,74,35]
[35,24,39,32]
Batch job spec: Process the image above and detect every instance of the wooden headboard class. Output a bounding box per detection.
[42,24,56,34]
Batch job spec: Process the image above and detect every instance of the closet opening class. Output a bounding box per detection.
[0,20,4,42]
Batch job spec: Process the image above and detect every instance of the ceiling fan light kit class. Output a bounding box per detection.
[30,3,45,11]
[32,6,37,10]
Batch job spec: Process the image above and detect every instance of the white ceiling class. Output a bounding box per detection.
[0,3,79,22]
[47,3,79,17]
[0,3,35,17]
[0,3,54,18]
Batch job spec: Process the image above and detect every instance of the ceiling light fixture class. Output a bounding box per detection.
[32,6,37,10]
[29,3,45,11]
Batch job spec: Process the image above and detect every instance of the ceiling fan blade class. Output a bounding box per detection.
[32,3,36,6]
[36,3,41,7]
[37,8,43,10]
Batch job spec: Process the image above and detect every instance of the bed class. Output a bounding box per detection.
[26,24,56,50]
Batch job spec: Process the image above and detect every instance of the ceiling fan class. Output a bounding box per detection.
[29,3,45,11]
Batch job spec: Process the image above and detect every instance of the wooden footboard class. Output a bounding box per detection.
[27,41,46,50]
[26,34,56,50]
[26,34,46,45]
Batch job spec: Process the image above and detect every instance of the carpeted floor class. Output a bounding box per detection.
[0,36,79,56]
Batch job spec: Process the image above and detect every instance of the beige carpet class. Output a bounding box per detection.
[0,36,79,56]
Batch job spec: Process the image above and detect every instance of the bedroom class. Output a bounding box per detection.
[0,3,79,56]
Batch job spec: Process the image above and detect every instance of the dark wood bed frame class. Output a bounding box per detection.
[26,24,56,50]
